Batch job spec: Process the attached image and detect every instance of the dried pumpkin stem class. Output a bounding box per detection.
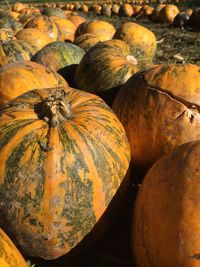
[41,89,72,127]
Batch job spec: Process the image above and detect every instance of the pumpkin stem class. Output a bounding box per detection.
[40,89,73,127]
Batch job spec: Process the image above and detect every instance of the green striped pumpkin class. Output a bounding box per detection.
[0,87,130,260]
[32,41,85,72]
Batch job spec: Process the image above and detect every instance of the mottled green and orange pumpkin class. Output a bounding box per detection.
[0,61,67,105]
[0,39,36,67]
[0,87,130,259]
[132,140,200,267]
[24,15,58,41]
[112,64,200,175]
[32,41,84,72]
[74,39,141,104]
[0,228,27,267]
[74,33,100,52]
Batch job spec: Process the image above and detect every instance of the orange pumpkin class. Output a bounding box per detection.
[132,140,200,267]
[15,28,53,52]
[159,4,179,24]
[67,15,86,28]
[0,228,27,266]
[51,17,76,42]
[113,22,157,63]
[119,3,134,17]
[75,20,116,42]
[74,33,100,52]
[24,15,58,41]
[0,61,68,105]
[112,64,200,175]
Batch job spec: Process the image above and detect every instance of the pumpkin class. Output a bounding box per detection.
[132,5,143,16]
[12,2,27,13]
[74,33,100,52]
[132,140,200,267]
[159,4,179,24]
[0,86,130,259]
[51,17,76,42]
[42,7,66,18]
[15,28,53,52]
[24,15,58,42]
[119,3,134,17]
[92,4,102,15]
[9,11,20,21]
[80,4,89,13]
[67,15,86,28]
[75,20,116,42]
[32,41,84,71]
[0,16,23,33]
[111,4,120,15]
[0,228,27,266]
[150,4,166,22]
[0,39,36,67]
[188,8,200,29]
[112,64,200,175]
[101,4,112,17]
[113,22,157,63]
[74,39,141,105]
[0,29,15,42]
[0,61,68,105]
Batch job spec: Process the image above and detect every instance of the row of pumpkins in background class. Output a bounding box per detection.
[0,3,200,267]
[9,1,200,29]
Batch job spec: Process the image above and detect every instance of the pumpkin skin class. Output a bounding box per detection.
[51,17,76,42]
[67,15,86,28]
[0,228,27,267]
[119,3,134,17]
[75,20,116,42]
[42,7,66,18]
[112,64,200,175]
[74,33,100,52]
[159,4,179,24]
[188,8,200,29]
[0,61,68,105]
[132,141,200,267]
[113,22,157,63]
[32,41,84,85]
[0,87,130,259]
[24,15,58,41]
[74,39,140,95]
[0,16,23,33]
[0,39,36,67]
[15,28,53,53]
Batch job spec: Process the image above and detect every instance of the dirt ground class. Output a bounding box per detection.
[23,11,199,267]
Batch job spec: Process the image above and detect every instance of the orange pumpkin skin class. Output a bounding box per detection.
[0,228,27,267]
[159,4,179,24]
[150,4,166,22]
[132,141,200,267]
[51,17,76,42]
[75,20,116,42]
[113,22,157,63]
[119,3,134,17]
[112,64,200,174]
[0,87,130,259]
[0,61,68,105]
[24,15,58,41]
[67,15,86,28]
[15,28,52,52]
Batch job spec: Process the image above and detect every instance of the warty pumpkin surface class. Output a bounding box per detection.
[112,63,200,175]
[0,39,36,67]
[0,87,130,259]
[74,39,141,94]
[0,61,68,105]
[0,227,27,267]
[132,140,200,267]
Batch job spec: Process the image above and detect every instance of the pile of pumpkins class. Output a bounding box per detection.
[0,2,199,267]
